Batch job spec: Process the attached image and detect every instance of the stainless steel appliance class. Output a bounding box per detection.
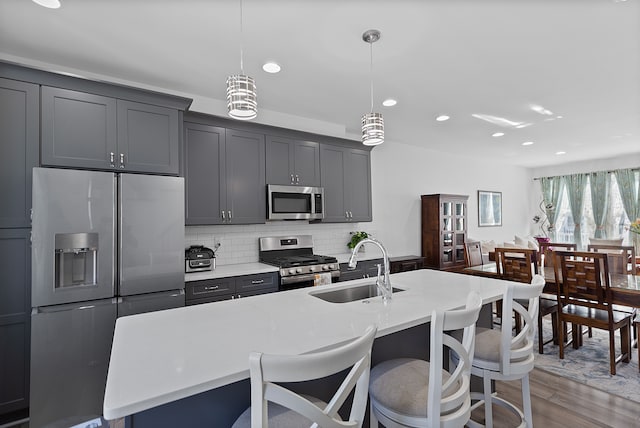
[30,168,185,428]
[267,185,324,220]
[259,235,339,290]
[185,245,215,272]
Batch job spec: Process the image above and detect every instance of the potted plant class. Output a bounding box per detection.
[348,231,369,251]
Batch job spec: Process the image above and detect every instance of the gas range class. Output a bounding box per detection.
[259,235,340,289]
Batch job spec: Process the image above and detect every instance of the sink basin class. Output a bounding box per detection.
[310,283,405,303]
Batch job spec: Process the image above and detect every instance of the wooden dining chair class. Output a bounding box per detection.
[538,242,576,269]
[465,240,483,267]
[232,325,377,427]
[587,244,636,274]
[552,251,632,375]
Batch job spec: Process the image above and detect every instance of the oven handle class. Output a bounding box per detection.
[280,270,340,285]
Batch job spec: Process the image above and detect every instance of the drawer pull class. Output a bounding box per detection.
[251,279,264,285]
[204,285,219,291]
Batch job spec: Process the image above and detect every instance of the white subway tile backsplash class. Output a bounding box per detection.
[185,223,377,265]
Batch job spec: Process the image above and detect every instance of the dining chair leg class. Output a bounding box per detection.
[621,322,631,363]
[609,329,617,376]
[538,313,544,354]
[558,317,565,360]
[483,374,494,428]
[521,374,533,428]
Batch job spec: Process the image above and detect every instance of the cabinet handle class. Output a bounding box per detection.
[250,279,264,285]
[290,174,294,183]
[345,211,349,219]
[110,152,115,167]
[295,174,300,183]
[204,285,219,291]
[221,210,226,221]
[119,153,125,169]
[228,210,232,220]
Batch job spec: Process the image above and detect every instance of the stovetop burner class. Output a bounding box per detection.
[263,254,338,268]
[258,235,340,281]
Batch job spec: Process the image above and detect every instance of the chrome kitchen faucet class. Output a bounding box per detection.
[348,238,392,302]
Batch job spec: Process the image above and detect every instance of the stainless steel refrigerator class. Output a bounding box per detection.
[30,167,185,428]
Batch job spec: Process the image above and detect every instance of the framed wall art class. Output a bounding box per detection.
[478,190,502,227]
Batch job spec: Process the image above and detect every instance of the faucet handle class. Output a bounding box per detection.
[375,263,382,278]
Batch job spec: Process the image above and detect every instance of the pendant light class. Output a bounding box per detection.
[226,0,257,120]
[361,29,384,146]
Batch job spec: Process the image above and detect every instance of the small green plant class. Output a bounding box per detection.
[347,231,369,249]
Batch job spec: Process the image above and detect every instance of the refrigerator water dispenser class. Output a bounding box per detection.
[55,233,98,289]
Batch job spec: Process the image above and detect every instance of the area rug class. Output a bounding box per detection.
[533,318,639,403]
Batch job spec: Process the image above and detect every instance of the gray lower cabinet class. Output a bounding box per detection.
[184,122,266,225]
[0,78,39,229]
[339,258,383,282]
[41,86,179,174]
[185,272,278,305]
[0,229,31,416]
[320,145,372,222]
[265,136,320,186]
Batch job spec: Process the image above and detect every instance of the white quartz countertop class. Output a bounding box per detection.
[103,269,507,420]
[184,262,279,282]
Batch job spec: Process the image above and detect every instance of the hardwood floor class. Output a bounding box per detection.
[471,367,640,427]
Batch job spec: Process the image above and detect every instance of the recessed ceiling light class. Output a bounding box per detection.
[262,62,281,73]
[555,151,566,155]
[556,115,563,119]
[32,0,60,8]
[492,132,505,137]
[522,141,534,146]
[435,115,450,122]
[382,99,397,107]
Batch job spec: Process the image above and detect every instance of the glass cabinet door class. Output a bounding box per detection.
[443,233,453,247]
[443,218,452,231]
[455,202,465,216]
[442,202,452,216]
[455,217,464,232]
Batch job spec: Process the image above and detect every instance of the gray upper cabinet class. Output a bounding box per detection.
[0,78,39,228]
[116,100,179,174]
[265,136,320,186]
[320,145,372,222]
[225,129,266,224]
[184,122,226,225]
[41,86,179,175]
[0,229,31,415]
[184,122,266,225]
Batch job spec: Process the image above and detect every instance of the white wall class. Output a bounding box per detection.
[189,138,535,265]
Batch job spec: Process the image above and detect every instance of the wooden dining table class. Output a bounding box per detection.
[460,264,640,307]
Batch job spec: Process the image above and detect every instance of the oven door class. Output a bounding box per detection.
[267,185,324,220]
[279,270,340,291]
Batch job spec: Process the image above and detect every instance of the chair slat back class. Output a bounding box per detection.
[499,276,545,375]
[553,251,611,310]
[428,292,482,427]
[249,325,377,428]
[587,244,636,274]
[538,242,576,269]
[465,241,483,267]
[495,248,538,283]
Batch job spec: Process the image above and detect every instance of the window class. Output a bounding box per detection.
[550,172,635,247]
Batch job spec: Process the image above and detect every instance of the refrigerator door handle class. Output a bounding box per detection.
[119,153,125,169]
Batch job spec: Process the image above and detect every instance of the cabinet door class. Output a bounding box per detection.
[346,148,372,222]
[0,229,31,415]
[0,79,39,228]
[320,145,348,222]
[184,122,226,225]
[293,140,320,187]
[225,129,266,224]
[117,100,179,174]
[41,86,117,170]
[265,136,295,185]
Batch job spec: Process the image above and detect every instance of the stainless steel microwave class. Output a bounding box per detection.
[267,185,325,220]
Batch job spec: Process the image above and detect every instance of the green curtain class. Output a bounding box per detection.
[540,176,564,241]
[614,169,640,253]
[564,174,588,249]
[589,171,609,238]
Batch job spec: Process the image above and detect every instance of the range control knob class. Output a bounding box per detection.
[322,265,329,271]
[295,268,303,273]
[309,266,316,272]
[328,264,335,270]
[288,268,296,275]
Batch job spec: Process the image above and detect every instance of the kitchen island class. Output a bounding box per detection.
[104,268,507,427]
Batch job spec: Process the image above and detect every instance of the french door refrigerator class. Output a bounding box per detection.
[30,167,185,427]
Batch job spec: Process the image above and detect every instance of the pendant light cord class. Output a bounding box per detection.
[369,41,374,113]
[239,0,244,74]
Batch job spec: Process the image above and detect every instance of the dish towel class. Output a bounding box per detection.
[314,272,332,286]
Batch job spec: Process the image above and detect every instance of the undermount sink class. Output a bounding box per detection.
[310,283,405,303]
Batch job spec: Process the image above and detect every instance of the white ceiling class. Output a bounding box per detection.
[1,0,639,168]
